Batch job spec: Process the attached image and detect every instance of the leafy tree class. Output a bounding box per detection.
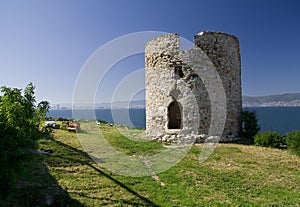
[240,110,261,143]
[0,83,49,196]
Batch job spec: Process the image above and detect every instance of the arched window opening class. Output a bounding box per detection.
[175,66,184,78]
[168,101,182,129]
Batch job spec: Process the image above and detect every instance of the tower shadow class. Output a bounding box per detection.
[48,137,159,207]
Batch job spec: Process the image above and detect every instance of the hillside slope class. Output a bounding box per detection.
[243,93,300,107]
[31,125,300,206]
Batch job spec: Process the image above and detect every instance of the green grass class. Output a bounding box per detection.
[5,123,300,206]
[0,144,82,206]
[97,124,164,156]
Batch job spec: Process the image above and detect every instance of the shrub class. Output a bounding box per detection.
[98,119,108,124]
[254,131,285,148]
[286,131,300,156]
[240,110,260,143]
[57,117,69,121]
[0,83,49,197]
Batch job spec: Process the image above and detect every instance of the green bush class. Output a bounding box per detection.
[98,119,108,124]
[286,131,300,156]
[0,83,49,197]
[254,131,285,148]
[240,110,260,143]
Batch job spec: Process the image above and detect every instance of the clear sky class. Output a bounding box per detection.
[0,0,299,104]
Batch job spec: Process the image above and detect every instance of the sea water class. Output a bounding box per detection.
[47,107,300,134]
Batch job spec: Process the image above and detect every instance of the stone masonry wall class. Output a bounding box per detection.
[194,32,242,138]
[145,31,242,143]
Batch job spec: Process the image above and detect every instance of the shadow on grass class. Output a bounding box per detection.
[232,137,254,145]
[0,149,84,207]
[48,137,159,207]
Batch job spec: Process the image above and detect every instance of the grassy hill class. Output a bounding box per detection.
[3,123,300,206]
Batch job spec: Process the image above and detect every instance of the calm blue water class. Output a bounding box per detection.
[47,108,146,129]
[244,107,300,135]
[47,107,300,134]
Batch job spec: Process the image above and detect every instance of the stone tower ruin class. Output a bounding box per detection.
[145,31,242,143]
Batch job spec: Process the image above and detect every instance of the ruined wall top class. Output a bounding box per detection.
[146,31,240,55]
[195,31,239,41]
[194,31,241,61]
[145,33,180,55]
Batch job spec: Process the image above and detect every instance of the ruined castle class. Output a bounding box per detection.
[145,31,242,143]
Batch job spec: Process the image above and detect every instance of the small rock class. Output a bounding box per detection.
[226,163,233,168]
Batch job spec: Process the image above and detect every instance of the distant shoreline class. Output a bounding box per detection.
[49,106,300,111]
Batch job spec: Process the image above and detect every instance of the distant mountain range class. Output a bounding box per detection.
[94,100,146,109]
[243,93,300,107]
[51,93,300,109]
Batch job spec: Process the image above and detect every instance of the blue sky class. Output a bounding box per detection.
[0,0,299,104]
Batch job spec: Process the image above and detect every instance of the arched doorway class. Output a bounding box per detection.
[168,101,182,129]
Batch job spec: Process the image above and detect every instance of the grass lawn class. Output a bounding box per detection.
[5,123,300,206]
